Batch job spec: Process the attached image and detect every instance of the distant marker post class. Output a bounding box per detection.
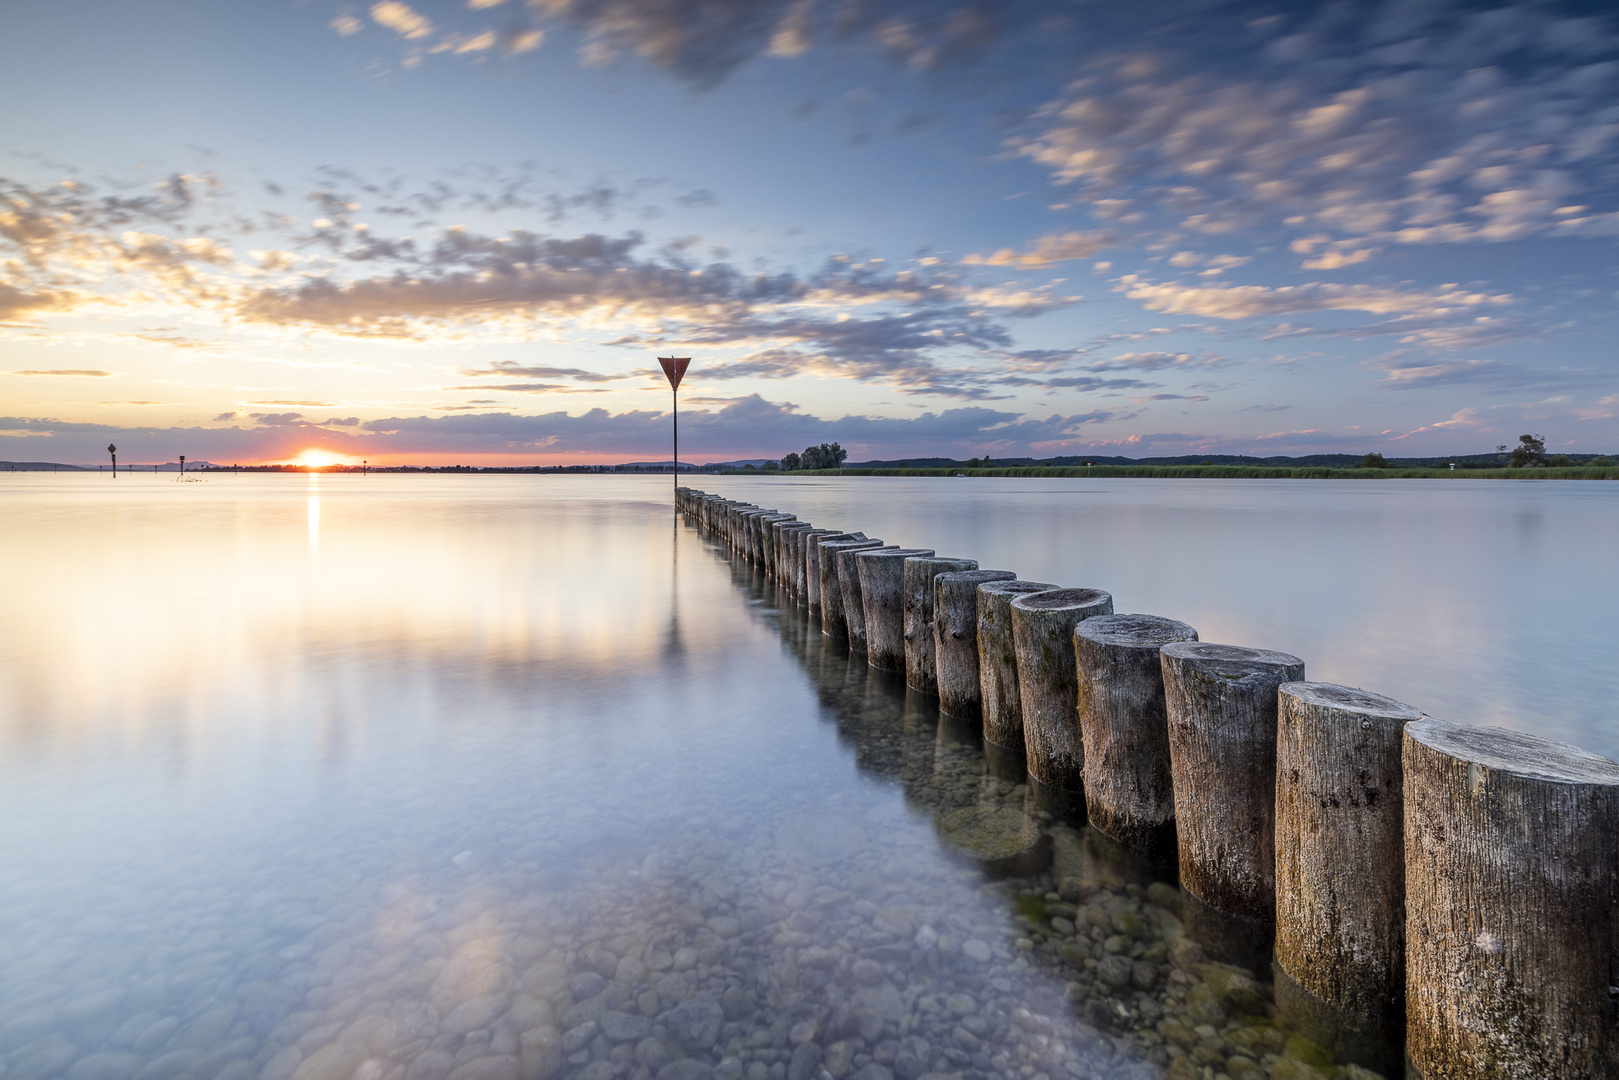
[108,443,117,478]
[658,356,691,493]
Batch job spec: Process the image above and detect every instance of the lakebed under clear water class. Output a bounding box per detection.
[1,473,1614,1080]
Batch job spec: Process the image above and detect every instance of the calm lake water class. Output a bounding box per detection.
[1,473,1614,1080]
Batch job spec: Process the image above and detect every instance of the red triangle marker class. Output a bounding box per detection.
[658,356,691,391]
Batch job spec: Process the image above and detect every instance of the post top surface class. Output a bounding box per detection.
[1077,613,1199,649]
[979,579,1059,598]
[1406,718,1619,785]
[857,547,934,560]
[906,556,978,570]
[1160,641,1304,673]
[1011,587,1112,612]
[1280,681,1422,721]
[938,569,1017,586]
[823,538,885,551]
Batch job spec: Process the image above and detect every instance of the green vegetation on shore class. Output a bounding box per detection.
[735,463,1619,480]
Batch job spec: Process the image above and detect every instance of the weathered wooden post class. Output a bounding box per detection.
[1403,719,1619,1079]
[856,548,935,672]
[805,531,861,615]
[774,521,812,583]
[837,544,894,653]
[903,556,978,695]
[1010,588,1114,796]
[821,539,885,638]
[745,510,778,563]
[796,529,841,604]
[755,513,793,566]
[933,570,1016,720]
[1074,614,1199,853]
[1160,642,1304,943]
[819,538,880,634]
[1272,682,1423,1074]
[976,580,1059,754]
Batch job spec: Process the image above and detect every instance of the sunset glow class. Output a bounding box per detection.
[2,2,1617,465]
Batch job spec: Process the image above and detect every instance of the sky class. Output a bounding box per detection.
[2,0,1617,465]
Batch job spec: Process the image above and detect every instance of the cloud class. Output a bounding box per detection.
[1017,14,1619,251]
[458,362,631,383]
[1118,275,1511,321]
[458,383,612,394]
[1083,351,1217,372]
[370,1,433,40]
[962,231,1113,269]
[1364,353,1613,394]
[11,368,112,377]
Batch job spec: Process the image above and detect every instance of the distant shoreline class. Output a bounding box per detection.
[743,464,1619,480]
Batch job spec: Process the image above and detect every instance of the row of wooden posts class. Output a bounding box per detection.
[677,487,1619,1080]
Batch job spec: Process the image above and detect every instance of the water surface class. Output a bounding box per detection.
[1,472,1613,1080]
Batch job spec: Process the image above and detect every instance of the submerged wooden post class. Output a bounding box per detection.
[1272,682,1423,1075]
[903,556,978,695]
[1009,588,1114,793]
[1403,719,1619,1079]
[819,538,882,636]
[856,548,934,672]
[933,569,1016,720]
[1074,613,1199,852]
[976,579,1059,753]
[1160,642,1304,930]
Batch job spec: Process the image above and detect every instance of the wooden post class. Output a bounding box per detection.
[902,556,978,695]
[774,521,811,584]
[835,543,893,650]
[755,513,792,566]
[1160,642,1304,928]
[1074,613,1199,852]
[796,529,841,606]
[818,538,883,637]
[1403,719,1619,1079]
[1010,588,1114,794]
[805,531,863,616]
[745,510,777,563]
[855,548,934,672]
[933,569,1016,720]
[1272,682,1423,1076]
[975,579,1059,753]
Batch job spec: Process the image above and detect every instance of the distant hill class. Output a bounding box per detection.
[0,461,92,471]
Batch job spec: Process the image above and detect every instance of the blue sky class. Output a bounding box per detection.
[2,0,1616,464]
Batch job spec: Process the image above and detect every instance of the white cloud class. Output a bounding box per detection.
[962,231,1113,269]
[1117,275,1510,321]
[370,1,433,40]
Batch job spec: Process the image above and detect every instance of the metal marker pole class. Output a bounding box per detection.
[657,356,692,498]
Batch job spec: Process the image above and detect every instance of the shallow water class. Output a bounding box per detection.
[0,473,1613,1080]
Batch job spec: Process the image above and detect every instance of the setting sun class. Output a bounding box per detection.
[296,449,339,468]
